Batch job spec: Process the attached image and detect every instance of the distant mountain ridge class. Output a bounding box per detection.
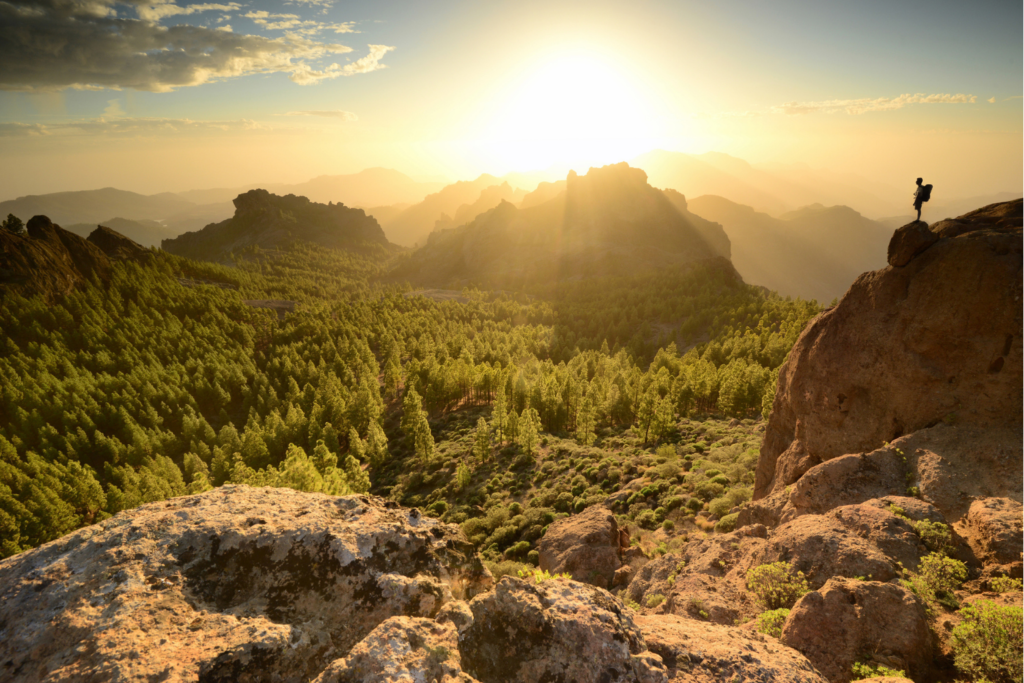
[161,190,392,262]
[687,194,892,302]
[0,188,192,226]
[389,163,731,288]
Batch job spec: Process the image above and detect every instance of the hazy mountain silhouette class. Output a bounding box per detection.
[379,174,506,247]
[389,163,731,288]
[687,195,891,302]
[0,188,193,226]
[161,190,391,262]
[877,191,1024,229]
[176,168,444,209]
[432,182,528,233]
[65,217,183,248]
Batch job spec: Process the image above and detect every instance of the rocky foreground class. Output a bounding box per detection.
[0,201,1021,683]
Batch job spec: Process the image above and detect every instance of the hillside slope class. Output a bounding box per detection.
[389,163,731,288]
[161,190,392,262]
[0,188,193,226]
[379,174,503,247]
[688,195,891,302]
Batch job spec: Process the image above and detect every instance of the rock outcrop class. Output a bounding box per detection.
[636,614,828,683]
[753,200,1022,506]
[162,190,392,263]
[86,224,152,262]
[781,578,933,683]
[535,504,622,588]
[0,215,112,301]
[0,486,490,682]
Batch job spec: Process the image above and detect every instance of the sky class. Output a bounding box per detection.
[0,0,1021,200]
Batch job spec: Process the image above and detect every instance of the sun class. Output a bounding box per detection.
[474,51,668,172]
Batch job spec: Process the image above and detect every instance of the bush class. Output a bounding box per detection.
[645,593,665,608]
[710,475,730,486]
[636,509,659,530]
[662,519,675,532]
[685,497,704,512]
[990,576,1024,593]
[950,600,1023,683]
[746,562,810,610]
[708,497,732,518]
[526,549,540,566]
[517,567,571,583]
[903,553,968,610]
[485,560,528,581]
[755,608,790,638]
[913,518,953,554]
[715,513,739,533]
[693,480,725,501]
[850,662,906,680]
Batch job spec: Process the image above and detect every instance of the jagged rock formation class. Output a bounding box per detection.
[379,175,502,247]
[754,200,1022,504]
[161,190,391,262]
[388,163,732,288]
[0,215,112,301]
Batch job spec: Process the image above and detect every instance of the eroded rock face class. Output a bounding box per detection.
[781,578,933,683]
[87,224,151,262]
[0,486,491,683]
[535,504,622,588]
[0,215,112,301]
[755,200,1022,501]
[636,614,828,683]
[460,576,666,683]
[961,497,1024,566]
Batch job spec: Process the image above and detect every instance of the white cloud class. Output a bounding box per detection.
[289,44,394,84]
[0,116,271,137]
[283,110,357,120]
[771,93,977,115]
[0,1,387,92]
[103,98,125,117]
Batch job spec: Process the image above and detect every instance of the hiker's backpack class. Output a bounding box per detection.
[920,184,933,202]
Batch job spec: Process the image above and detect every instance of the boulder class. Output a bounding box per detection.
[755,200,1022,501]
[459,576,667,683]
[961,497,1023,566]
[636,614,828,683]
[0,486,491,683]
[535,504,622,587]
[313,616,477,683]
[887,221,939,267]
[781,578,933,683]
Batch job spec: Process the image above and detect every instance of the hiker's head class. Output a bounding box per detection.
[916,177,923,185]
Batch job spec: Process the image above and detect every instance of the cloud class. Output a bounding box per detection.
[244,10,357,35]
[0,116,270,137]
[0,1,386,92]
[103,98,125,117]
[283,110,357,120]
[988,97,997,104]
[771,93,977,115]
[289,44,394,85]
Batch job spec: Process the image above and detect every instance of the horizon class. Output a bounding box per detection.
[0,0,1021,203]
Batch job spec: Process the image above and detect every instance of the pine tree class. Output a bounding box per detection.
[491,388,508,444]
[518,407,539,455]
[473,417,491,462]
[575,393,597,446]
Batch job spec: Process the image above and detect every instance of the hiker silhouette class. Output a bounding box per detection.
[913,178,933,222]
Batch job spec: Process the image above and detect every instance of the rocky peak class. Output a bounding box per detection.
[0,215,112,301]
[87,224,151,262]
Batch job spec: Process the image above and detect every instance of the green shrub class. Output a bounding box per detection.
[708,497,732,518]
[850,661,906,680]
[746,562,810,610]
[646,593,665,608]
[636,509,659,530]
[715,513,739,533]
[710,475,730,486]
[950,600,1023,683]
[912,518,953,554]
[517,567,571,583]
[662,519,675,532]
[755,608,790,638]
[485,560,528,581]
[685,497,704,512]
[990,576,1024,593]
[703,469,721,478]
[694,480,725,501]
[664,495,684,510]
[526,550,540,566]
[902,553,968,610]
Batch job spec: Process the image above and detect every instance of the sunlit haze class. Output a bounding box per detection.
[0,0,1021,208]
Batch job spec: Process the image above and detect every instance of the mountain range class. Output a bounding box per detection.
[388,163,731,288]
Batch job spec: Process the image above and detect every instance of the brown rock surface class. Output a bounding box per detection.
[781,578,933,683]
[313,616,478,683]
[0,215,112,301]
[961,497,1023,566]
[755,200,1022,501]
[636,614,828,683]
[887,220,939,266]
[535,504,622,587]
[87,224,152,262]
[459,576,667,683]
[0,486,491,682]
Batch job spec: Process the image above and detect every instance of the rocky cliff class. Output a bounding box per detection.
[161,190,391,262]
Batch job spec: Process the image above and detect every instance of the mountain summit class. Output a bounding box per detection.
[389,163,731,288]
[161,190,391,262]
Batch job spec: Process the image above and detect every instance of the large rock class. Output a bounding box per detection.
[887,221,939,267]
[0,215,112,301]
[87,224,152,262]
[313,616,478,683]
[961,497,1023,566]
[459,576,667,683]
[755,200,1022,501]
[535,504,622,588]
[781,578,933,683]
[636,614,828,683]
[0,486,491,682]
